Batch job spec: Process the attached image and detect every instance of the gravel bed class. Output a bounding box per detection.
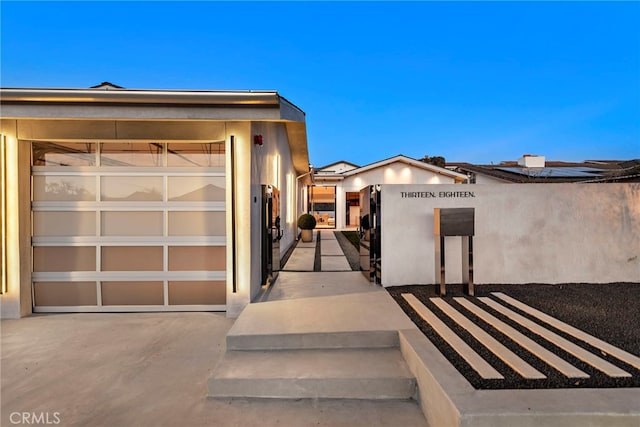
[387,283,640,390]
[333,231,361,271]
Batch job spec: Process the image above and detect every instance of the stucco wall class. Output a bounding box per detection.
[249,122,297,300]
[381,183,640,286]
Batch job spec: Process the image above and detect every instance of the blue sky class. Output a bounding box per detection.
[2,1,639,167]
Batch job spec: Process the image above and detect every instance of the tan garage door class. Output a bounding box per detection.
[31,141,227,312]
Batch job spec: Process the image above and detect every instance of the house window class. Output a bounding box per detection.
[309,185,336,228]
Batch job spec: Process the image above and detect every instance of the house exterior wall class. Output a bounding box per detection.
[316,163,457,229]
[244,121,298,310]
[381,183,640,286]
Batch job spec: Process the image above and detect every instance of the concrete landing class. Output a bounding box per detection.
[208,348,416,399]
[264,271,380,302]
[226,291,416,350]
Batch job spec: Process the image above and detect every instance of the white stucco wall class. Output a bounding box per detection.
[381,183,640,286]
[249,122,298,299]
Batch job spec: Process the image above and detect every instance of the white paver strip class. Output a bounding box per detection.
[492,292,640,371]
[430,298,546,379]
[454,297,589,378]
[281,248,315,271]
[320,230,337,240]
[321,256,351,271]
[321,240,344,256]
[403,294,504,379]
[480,297,631,378]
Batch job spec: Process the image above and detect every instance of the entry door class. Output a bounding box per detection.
[261,185,281,286]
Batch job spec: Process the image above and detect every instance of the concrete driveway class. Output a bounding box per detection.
[1,312,426,427]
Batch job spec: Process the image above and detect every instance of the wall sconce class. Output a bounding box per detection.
[253,135,263,146]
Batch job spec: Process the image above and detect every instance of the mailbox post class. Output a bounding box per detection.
[434,208,475,297]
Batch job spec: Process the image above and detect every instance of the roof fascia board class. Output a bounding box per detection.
[312,175,344,182]
[278,96,306,122]
[0,104,287,121]
[0,88,281,106]
[285,121,310,176]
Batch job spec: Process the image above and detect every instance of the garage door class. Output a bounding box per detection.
[31,141,227,312]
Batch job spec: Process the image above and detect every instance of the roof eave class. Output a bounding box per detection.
[0,87,282,106]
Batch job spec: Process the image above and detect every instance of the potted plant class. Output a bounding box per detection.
[298,213,317,242]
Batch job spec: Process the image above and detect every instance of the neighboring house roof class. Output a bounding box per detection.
[448,160,640,183]
[315,160,360,173]
[315,154,468,182]
[90,81,124,90]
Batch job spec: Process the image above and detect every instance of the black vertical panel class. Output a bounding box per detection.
[230,136,237,293]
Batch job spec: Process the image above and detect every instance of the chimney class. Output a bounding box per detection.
[518,154,545,169]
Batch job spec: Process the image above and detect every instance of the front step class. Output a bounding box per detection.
[226,292,416,350]
[208,348,416,399]
[227,330,400,350]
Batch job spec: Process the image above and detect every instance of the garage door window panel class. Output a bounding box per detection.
[101,211,163,236]
[33,246,96,272]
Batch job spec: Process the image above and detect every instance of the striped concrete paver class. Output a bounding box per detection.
[402,294,504,379]
[480,297,631,378]
[492,292,640,371]
[282,248,315,272]
[430,298,546,379]
[321,256,352,271]
[455,297,589,378]
[321,240,345,256]
[319,230,351,271]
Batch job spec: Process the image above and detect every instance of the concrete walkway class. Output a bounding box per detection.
[281,230,317,272]
[281,229,352,272]
[319,230,352,271]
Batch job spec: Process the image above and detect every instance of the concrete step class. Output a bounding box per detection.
[227,329,401,350]
[208,348,416,399]
[227,292,416,350]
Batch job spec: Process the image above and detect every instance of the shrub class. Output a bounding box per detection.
[297,213,317,230]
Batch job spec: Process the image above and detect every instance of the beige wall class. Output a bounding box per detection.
[381,183,640,286]
[0,121,32,318]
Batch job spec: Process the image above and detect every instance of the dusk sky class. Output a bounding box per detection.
[2,1,639,167]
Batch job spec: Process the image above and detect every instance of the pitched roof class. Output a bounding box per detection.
[316,154,468,182]
[315,160,360,171]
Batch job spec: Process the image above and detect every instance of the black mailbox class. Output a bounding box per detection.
[434,208,475,296]
[434,208,475,236]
